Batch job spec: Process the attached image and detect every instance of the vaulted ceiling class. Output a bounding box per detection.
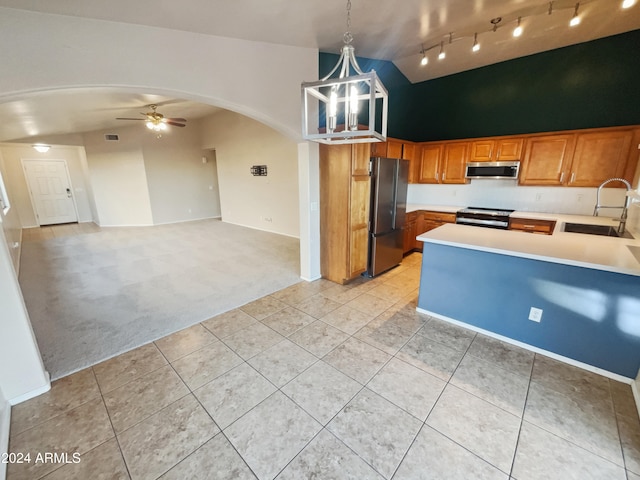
[0,0,638,142]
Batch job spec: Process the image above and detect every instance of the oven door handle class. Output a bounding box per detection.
[456,217,509,228]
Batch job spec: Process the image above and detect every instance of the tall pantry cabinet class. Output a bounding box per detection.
[320,143,371,284]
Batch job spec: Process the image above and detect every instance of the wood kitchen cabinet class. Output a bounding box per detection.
[403,211,418,254]
[567,129,634,187]
[417,141,469,184]
[320,143,371,284]
[519,134,577,186]
[405,210,457,253]
[418,144,442,183]
[371,138,421,184]
[520,128,637,187]
[370,138,403,158]
[402,142,421,184]
[441,142,470,184]
[471,137,524,162]
[509,217,556,235]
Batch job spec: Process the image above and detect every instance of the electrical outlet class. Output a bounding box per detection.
[535,193,543,201]
[528,307,543,322]
[577,194,583,202]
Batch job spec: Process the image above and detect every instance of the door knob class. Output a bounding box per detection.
[66,188,72,198]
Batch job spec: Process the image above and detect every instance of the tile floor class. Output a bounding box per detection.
[7,252,640,480]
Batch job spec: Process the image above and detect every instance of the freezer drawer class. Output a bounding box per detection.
[367,229,403,277]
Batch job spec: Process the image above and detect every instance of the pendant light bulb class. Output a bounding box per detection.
[438,41,445,60]
[420,44,428,66]
[513,17,523,37]
[569,3,581,27]
[622,0,636,8]
[472,33,480,52]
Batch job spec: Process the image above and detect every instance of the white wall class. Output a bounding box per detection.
[0,151,22,270]
[0,219,49,404]
[201,110,300,237]
[408,181,629,218]
[0,7,316,142]
[0,7,321,404]
[83,128,154,226]
[142,119,221,224]
[0,384,8,480]
[0,144,94,227]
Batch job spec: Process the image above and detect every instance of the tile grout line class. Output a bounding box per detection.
[506,351,535,478]
[89,366,134,480]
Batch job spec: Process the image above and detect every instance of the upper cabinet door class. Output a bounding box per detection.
[496,138,524,161]
[519,134,576,186]
[370,141,387,158]
[419,144,443,183]
[402,143,421,184]
[386,139,403,159]
[441,142,470,184]
[351,143,371,176]
[470,140,495,162]
[568,130,634,187]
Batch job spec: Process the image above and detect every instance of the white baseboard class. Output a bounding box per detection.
[300,274,322,282]
[221,220,300,239]
[419,308,634,384]
[8,371,51,406]
[0,397,10,480]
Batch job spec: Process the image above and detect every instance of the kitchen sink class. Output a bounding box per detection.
[563,222,634,239]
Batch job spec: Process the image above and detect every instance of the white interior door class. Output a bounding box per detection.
[22,159,78,226]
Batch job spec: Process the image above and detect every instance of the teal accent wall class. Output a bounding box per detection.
[321,30,640,142]
[397,29,640,141]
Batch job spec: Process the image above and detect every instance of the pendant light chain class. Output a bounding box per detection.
[344,0,353,45]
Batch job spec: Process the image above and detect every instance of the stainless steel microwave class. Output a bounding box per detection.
[465,161,520,179]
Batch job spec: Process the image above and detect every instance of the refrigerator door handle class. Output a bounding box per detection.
[391,160,398,229]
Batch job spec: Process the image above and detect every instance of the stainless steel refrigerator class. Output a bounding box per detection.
[366,157,409,277]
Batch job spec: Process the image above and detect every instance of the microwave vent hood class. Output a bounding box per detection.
[465,161,520,180]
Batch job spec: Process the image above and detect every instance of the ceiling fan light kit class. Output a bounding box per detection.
[301,0,388,145]
[116,104,187,135]
[416,0,636,67]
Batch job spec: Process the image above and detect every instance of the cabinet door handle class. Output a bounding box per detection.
[435,172,439,181]
[560,172,565,183]
[442,172,446,181]
[570,172,575,183]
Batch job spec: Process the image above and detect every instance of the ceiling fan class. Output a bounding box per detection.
[116,104,187,131]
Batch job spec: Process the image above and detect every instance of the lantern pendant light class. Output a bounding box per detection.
[301,0,388,144]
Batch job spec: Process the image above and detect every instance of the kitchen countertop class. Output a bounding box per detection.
[406,204,461,214]
[417,211,640,276]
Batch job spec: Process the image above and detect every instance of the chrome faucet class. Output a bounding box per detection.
[593,178,632,234]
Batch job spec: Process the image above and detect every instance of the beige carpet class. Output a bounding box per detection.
[19,219,301,380]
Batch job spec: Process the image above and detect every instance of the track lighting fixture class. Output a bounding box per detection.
[472,33,480,52]
[569,3,581,26]
[513,17,523,37]
[420,44,428,66]
[414,0,633,73]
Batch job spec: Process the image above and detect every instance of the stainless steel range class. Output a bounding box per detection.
[455,206,515,229]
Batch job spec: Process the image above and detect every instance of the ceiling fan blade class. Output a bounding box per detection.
[166,121,186,127]
[166,117,187,122]
[116,117,145,121]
